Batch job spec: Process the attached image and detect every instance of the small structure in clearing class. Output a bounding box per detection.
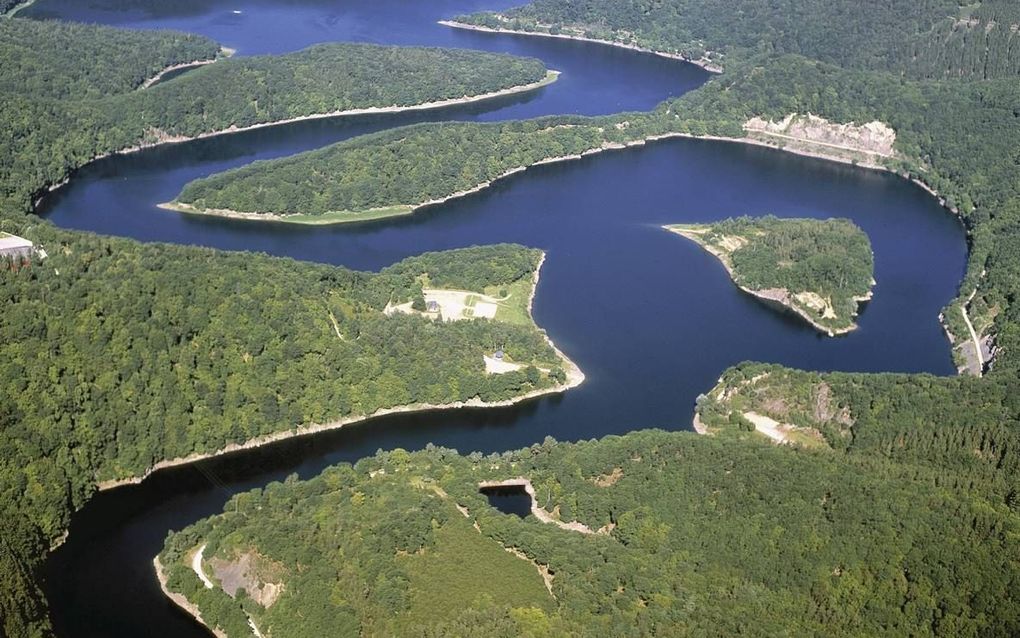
[0,232,38,262]
[385,288,501,322]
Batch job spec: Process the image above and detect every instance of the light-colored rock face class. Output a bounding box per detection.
[744,113,896,158]
[209,551,285,608]
[793,291,837,319]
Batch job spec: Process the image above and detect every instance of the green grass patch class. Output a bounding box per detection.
[486,277,534,326]
[401,513,552,627]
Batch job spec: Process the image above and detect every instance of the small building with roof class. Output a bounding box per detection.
[0,233,35,262]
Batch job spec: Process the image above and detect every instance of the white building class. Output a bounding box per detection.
[0,233,35,261]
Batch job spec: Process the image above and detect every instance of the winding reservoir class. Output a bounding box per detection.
[25,0,967,635]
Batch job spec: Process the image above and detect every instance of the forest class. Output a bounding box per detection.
[3,1,1020,635]
[0,233,567,636]
[458,0,1020,80]
[161,423,1019,637]
[0,18,550,215]
[171,118,628,219]
[667,216,875,334]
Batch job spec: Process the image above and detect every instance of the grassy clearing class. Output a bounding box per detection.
[485,277,534,326]
[400,513,552,627]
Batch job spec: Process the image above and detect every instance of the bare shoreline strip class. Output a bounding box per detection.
[138,47,235,90]
[37,69,559,206]
[154,556,227,638]
[97,251,584,492]
[439,20,723,74]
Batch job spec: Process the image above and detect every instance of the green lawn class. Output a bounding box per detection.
[400,512,552,628]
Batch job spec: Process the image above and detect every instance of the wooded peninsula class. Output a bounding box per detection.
[666,217,875,336]
[158,418,1017,636]
[2,1,1020,636]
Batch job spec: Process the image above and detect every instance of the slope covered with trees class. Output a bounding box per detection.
[161,426,1020,637]
[667,217,875,334]
[457,0,1020,80]
[0,234,570,636]
[5,0,1020,635]
[0,18,221,99]
[170,118,634,220]
[0,18,551,215]
[0,18,563,636]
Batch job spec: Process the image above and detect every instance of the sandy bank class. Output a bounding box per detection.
[138,46,234,90]
[440,20,722,73]
[154,556,226,638]
[39,70,559,207]
[97,252,583,491]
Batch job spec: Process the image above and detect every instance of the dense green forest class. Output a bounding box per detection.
[0,19,559,637]
[0,18,221,98]
[4,0,1020,635]
[0,18,551,215]
[667,217,874,334]
[161,424,1020,636]
[458,0,1020,80]
[171,118,634,219]
[0,234,566,636]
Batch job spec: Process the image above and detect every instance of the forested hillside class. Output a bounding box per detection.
[0,19,551,214]
[0,18,563,636]
[171,118,639,220]
[667,217,874,334]
[161,427,1020,636]
[458,0,1020,80]
[0,234,567,636]
[4,0,1020,636]
[0,18,221,98]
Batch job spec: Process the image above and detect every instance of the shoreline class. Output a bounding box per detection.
[35,69,559,207]
[439,20,723,74]
[154,556,227,638]
[3,0,36,17]
[665,225,869,337]
[138,46,235,90]
[97,251,583,492]
[164,130,957,235]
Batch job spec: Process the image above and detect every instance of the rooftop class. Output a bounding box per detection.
[0,232,33,250]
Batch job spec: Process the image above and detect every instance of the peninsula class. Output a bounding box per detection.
[156,423,1016,636]
[92,244,584,492]
[666,216,875,336]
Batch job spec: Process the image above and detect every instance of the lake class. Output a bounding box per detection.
[24,1,967,635]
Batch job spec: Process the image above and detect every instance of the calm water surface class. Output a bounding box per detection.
[26,1,967,635]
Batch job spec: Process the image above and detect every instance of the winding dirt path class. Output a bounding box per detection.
[191,544,215,589]
[960,288,985,375]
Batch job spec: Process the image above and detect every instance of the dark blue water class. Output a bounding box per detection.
[28,1,968,636]
[480,486,534,518]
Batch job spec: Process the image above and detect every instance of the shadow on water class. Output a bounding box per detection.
[480,486,533,518]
